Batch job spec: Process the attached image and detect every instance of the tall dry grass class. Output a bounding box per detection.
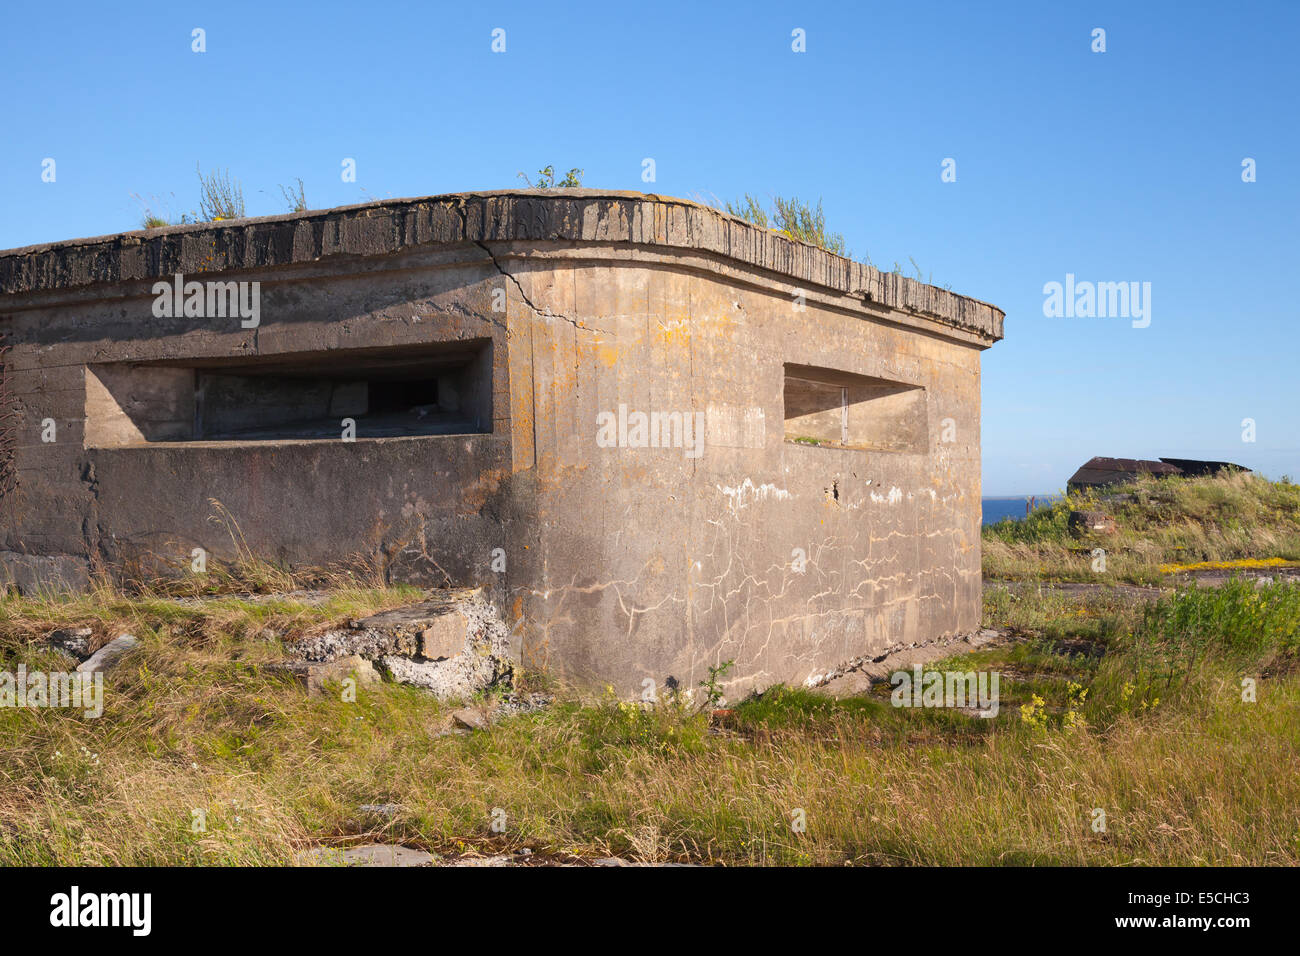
[1,578,1295,865]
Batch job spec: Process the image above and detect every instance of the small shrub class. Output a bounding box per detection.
[723,193,845,255]
[578,686,707,764]
[697,659,734,710]
[723,193,770,229]
[1138,578,1300,666]
[1063,681,1089,731]
[197,165,245,221]
[1019,693,1047,728]
[518,165,583,189]
[278,178,307,213]
[131,192,194,230]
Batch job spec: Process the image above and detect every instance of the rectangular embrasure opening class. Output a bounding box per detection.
[85,340,492,446]
[783,362,927,453]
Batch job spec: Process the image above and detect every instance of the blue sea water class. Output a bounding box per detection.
[981,496,1059,525]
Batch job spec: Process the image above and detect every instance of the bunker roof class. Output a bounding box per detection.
[0,189,1004,343]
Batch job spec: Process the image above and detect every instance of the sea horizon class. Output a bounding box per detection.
[981,494,1061,524]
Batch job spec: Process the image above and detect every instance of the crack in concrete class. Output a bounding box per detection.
[473,239,611,335]
[456,197,608,335]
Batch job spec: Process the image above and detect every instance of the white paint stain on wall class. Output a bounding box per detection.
[717,477,792,514]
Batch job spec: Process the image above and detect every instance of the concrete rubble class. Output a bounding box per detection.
[285,588,515,700]
[46,626,92,658]
[296,844,435,867]
[274,654,381,696]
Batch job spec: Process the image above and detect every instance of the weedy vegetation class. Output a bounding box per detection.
[196,165,245,221]
[517,165,584,189]
[983,472,1300,584]
[279,178,308,213]
[722,192,846,256]
[1,569,1295,865]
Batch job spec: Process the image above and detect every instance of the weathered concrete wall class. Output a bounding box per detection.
[500,248,987,693]
[0,190,1003,695]
[0,247,515,590]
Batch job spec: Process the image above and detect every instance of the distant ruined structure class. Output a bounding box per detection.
[0,190,1004,693]
[1067,456,1250,493]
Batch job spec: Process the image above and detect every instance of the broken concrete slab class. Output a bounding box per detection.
[293,591,480,663]
[290,591,515,700]
[293,626,418,663]
[380,650,511,700]
[76,635,139,674]
[352,595,468,633]
[419,616,465,661]
[284,658,377,697]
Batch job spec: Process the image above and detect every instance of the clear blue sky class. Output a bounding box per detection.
[2,0,1296,494]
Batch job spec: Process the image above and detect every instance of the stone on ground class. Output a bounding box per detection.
[451,707,490,731]
[297,844,435,867]
[76,634,139,674]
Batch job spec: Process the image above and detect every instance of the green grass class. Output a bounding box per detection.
[1,574,1296,865]
[1091,578,1300,715]
[983,472,1300,584]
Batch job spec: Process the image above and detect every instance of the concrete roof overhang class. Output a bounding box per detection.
[0,190,1004,347]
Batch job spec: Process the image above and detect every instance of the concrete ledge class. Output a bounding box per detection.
[1,551,91,594]
[0,190,1004,344]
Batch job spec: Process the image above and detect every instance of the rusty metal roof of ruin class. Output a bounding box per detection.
[1067,456,1250,488]
[0,190,1004,343]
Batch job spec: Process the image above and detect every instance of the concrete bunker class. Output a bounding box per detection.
[0,190,1004,695]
